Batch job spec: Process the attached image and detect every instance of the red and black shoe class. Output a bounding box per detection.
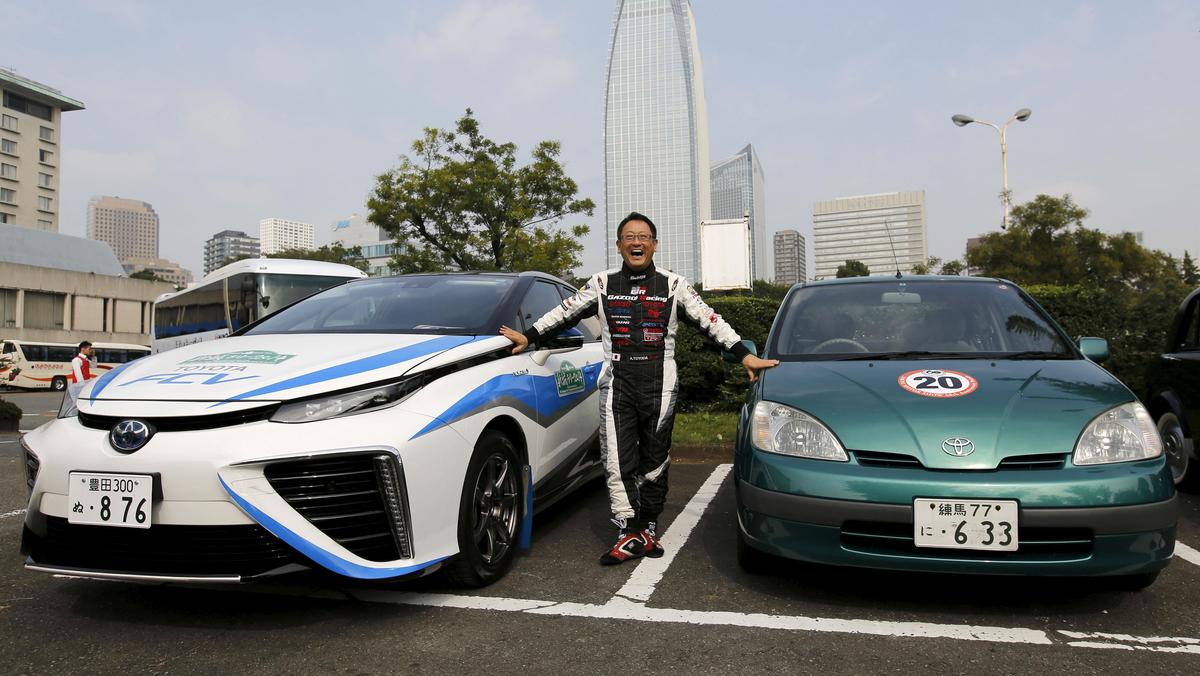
[640,521,665,559]
[599,521,646,566]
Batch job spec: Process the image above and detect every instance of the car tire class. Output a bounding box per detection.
[735,518,774,574]
[1157,412,1198,491]
[1110,570,1160,592]
[444,430,523,588]
[50,376,67,392]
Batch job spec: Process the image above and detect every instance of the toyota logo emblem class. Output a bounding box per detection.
[941,437,975,457]
[110,419,153,453]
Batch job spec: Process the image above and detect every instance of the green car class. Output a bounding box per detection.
[733,276,1176,589]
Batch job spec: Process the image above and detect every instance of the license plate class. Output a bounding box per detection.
[68,472,153,529]
[913,498,1017,551]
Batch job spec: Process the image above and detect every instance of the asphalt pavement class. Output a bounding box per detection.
[2,389,1200,674]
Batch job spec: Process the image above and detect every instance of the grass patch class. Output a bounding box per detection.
[673,411,738,445]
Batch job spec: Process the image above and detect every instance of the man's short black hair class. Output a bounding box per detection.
[617,212,657,240]
[78,341,92,351]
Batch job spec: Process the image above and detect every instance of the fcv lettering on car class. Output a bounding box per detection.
[118,372,260,386]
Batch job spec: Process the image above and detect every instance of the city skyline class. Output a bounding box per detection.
[3,1,1196,277]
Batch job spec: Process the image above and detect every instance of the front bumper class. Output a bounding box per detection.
[735,443,1178,576]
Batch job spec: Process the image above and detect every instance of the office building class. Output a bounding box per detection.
[0,68,85,233]
[259,217,314,255]
[328,213,398,277]
[812,191,928,279]
[711,144,767,280]
[87,196,160,263]
[0,222,171,344]
[204,229,260,275]
[604,0,711,280]
[773,230,806,285]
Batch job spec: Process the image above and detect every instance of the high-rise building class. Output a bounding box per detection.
[328,213,398,277]
[773,230,806,285]
[87,196,160,263]
[0,68,85,233]
[812,191,928,279]
[204,229,260,275]
[259,217,314,255]
[604,0,711,281]
[711,144,767,280]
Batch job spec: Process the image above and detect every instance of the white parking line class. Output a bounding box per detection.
[1175,542,1200,567]
[615,463,731,602]
[0,509,26,520]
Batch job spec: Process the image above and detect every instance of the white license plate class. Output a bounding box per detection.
[913,498,1018,551]
[68,472,153,529]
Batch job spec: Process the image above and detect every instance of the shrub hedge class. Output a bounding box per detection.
[673,283,1190,411]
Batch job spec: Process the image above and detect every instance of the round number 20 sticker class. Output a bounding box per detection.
[898,369,978,398]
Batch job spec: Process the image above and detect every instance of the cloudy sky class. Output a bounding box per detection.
[4,0,1198,277]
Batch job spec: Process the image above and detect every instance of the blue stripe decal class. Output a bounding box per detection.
[219,475,446,580]
[85,360,137,400]
[211,335,475,407]
[411,361,602,440]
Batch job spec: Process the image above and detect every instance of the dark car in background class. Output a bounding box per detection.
[1144,287,1200,490]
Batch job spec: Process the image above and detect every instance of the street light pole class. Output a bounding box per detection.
[952,108,1032,229]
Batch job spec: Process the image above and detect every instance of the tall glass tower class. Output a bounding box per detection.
[710,144,768,281]
[604,0,711,280]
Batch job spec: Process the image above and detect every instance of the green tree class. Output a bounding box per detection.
[939,259,966,276]
[128,269,165,282]
[268,243,369,273]
[909,256,942,275]
[1182,250,1199,286]
[836,260,870,278]
[368,109,594,280]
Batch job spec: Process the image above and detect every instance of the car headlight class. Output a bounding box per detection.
[751,401,848,461]
[1072,402,1163,466]
[270,376,427,424]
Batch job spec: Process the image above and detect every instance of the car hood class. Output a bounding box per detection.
[758,359,1133,469]
[78,333,507,411]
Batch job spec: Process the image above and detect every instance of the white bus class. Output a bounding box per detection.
[151,258,368,353]
[0,340,150,391]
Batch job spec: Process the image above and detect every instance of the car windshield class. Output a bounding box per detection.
[772,279,1075,360]
[242,275,516,335]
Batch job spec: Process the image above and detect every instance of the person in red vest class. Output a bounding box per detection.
[70,340,97,384]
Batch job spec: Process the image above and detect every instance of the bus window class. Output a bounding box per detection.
[226,273,258,331]
[2,341,14,355]
[260,275,353,313]
[153,280,227,338]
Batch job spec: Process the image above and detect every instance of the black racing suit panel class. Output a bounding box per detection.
[524,264,750,521]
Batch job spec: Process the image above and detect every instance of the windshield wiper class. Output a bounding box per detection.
[835,351,974,361]
[1002,350,1074,360]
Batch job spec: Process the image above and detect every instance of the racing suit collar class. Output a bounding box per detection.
[621,261,655,279]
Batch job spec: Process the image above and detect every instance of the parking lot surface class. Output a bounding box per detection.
[2,390,1200,674]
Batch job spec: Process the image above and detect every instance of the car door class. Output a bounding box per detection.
[1166,292,1200,438]
[517,280,603,486]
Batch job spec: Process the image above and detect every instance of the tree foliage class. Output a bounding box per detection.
[368,109,594,280]
[267,243,369,272]
[909,256,943,275]
[938,259,966,276]
[1182,250,1199,286]
[836,260,870,278]
[128,269,165,282]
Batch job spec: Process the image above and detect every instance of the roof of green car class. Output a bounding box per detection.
[798,275,1008,288]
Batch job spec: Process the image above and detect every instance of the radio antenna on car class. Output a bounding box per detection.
[882,218,903,278]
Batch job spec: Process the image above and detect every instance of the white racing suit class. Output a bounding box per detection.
[523,263,750,524]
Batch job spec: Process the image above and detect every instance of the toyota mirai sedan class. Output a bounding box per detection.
[20,272,605,586]
[732,276,1176,590]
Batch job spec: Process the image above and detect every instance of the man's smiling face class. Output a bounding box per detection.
[617,219,657,271]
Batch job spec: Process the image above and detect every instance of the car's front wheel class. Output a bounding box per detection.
[1158,412,1197,491]
[445,430,522,587]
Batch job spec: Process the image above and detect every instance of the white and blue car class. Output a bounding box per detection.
[20,272,605,586]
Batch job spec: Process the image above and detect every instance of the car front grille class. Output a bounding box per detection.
[28,517,301,577]
[852,450,1069,471]
[78,405,277,433]
[840,520,1093,561]
[265,453,412,562]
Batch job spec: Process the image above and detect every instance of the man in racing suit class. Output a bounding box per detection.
[501,212,778,565]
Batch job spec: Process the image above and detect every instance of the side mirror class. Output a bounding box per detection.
[1078,337,1109,362]
[530,329,585,366]
[722,339,757,364]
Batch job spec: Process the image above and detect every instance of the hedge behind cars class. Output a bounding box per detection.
[673,282,1184,412]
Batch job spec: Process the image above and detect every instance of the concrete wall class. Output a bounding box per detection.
[0,261,171,345]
